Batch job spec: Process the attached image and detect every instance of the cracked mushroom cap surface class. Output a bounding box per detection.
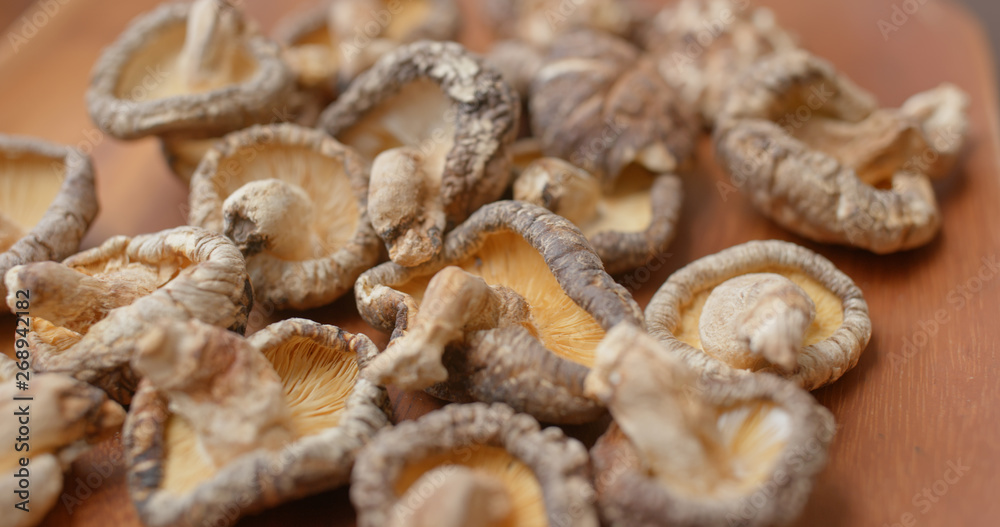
[351,402,598,527]
[484,0,634,49]
[530,30,699,182]
[714,50,969,253]
[642,0,797,124]
[586,323,834,527]
[511,150,684,275]
[355,200,644,423]
[125,318,390,527]
[1,373,124,527]
[189,123,381,310]
[317,40,519,266]
[0,134,98,308]
[645,240,871,390]
[276,0,460,95]
[4,227,252,404]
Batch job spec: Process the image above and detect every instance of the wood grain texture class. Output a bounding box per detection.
[0,0,997,526]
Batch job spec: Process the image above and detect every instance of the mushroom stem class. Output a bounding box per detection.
[223,179,323,260]
[0,211,24,251]
[586,323,733,494]
[178,0,245,90]
[132,320,294,467]
[389,466,513,527]
[513,158,601,226]
[366,266,531,390]
[369,147,446,267]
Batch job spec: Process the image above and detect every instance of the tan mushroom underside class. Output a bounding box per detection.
[292,1,433,47]
[579,165,656,237]
[394,445,546,527]
[397,231,606,367]
[161,337,359,493]
[0,153,66,249]
[674,268,843,365]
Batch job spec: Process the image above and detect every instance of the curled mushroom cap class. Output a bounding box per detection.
[125,318,390,527]
[642,0,797,124]
[714,50,970,253]
[0,134,98,307]
[1,373,124,527]
[530,30,699,182]
[189,123,381,309]
[4,227,252,403]
[512,148,684,274]
[356,200,644,423]
[645,240,871,390]
[318,40,519,266]
[586,323,834,527]
[484,0,634,49]
[86,0,297,180]
[352,402,598,527]
[276,0,460,98]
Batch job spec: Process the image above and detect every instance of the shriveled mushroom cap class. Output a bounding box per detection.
[356,200,644,423]
[645,240,871,390]
[484,0,634,48]
[126,318,390,527]
[0,134,98,307]
[189,123,381,310]
[714,50,969,253]
[87,1,296,140]
[5,227,252,403]
[587,323,834,527]
[352,402,598,527]
[530,30,699,182]
[318,40,519,265]
[642,0,797,124]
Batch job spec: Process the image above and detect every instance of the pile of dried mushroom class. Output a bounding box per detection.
[0,0,970,526]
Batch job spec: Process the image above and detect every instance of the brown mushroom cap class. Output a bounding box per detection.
[0,134,98,307]
[317,40,519,265]
[645,240,871,390]
[484,0,634,49]
[351,402,598,527]
[356,200,644,423]
[4,227,252,404]
[714,50,969,253]
[642,0,797,124]
[126,318,390,527]
[530,30,699,182]
[188,123,381,310]
[484,39,545,101]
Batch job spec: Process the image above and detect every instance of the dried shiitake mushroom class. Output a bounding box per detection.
[189,123,380,310]
[276,0,460,102]
[484,0,634,49]
[714,50,969,253]
[125,318,390,527]
[512,153,684,274]
[318,41,519,266]
[356,201,644,423]
[645,240,871,390]
[0,372,124,527]
[531,30,699,182]
[484,39,545,101]
[586,323,835,527]
[352,402,598,527]
[642,0,797,124]
[4,227,252,403]
[87,0,297,180]
[0,135,98,308]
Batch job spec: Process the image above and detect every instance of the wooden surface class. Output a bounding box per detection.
[1,0,998,526]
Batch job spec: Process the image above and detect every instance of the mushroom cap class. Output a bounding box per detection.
[591,372,835,527]
[0,134,98,307]
[8,227,252,404]
[355,200,644,423]
[645,240,871,390]
[484,0,634,48]
[87,2,296,140]
[189,123,381,310]
[530,30,699,182]
[714,50,968,253]
[317,40,520,229]
[126,318,391,527]
[351,402,598,527]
